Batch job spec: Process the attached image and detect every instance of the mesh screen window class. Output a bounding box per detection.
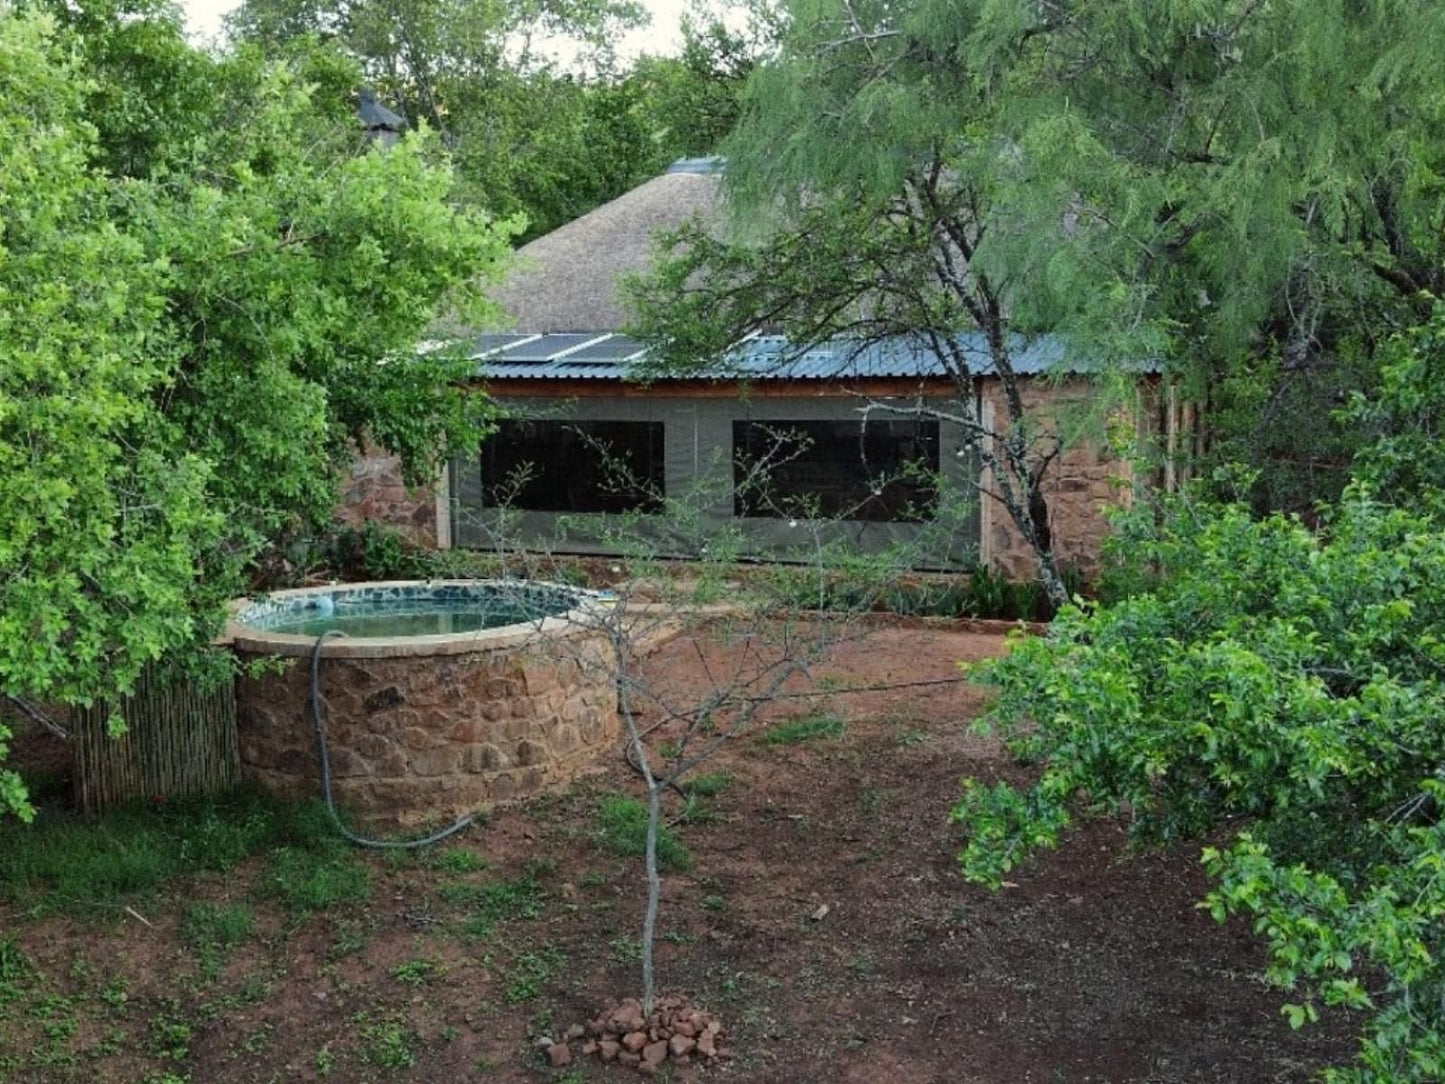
[482,420,665,513]
[732,419,940,522]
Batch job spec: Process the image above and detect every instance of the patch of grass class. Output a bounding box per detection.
[0,789,336,914]
[680,773,733,798]
[701,894,727,912]
[859,786,894,818]
[391,957,441,987]
[608,936,643,963]
[446,872,546,939]
[763,712,846,746]
[505,947,566,1004]
[429,847,488,873]
[263,847,369,912]
[183,901,255,979]
[183,902,254,951]
[596,795,692,871]
[327,919,370,960]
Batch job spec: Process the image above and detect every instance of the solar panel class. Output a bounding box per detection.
[494,333,605,362]
[561,335,648,363]
[472,333,537,358]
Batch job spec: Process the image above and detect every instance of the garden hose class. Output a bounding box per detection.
[309,630,477,849]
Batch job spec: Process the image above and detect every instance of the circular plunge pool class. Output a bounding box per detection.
[228,581,618,826]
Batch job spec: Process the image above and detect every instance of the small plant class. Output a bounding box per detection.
[360,1017,417,1070]
[391,957,441,987]
[98,976,129,1010]
[596,795,692,870]
[505,948,566,1003]
[148,1010,195,1062]
[701,894,727,912]
[763,711,846,746]
[314,1045,335,1077]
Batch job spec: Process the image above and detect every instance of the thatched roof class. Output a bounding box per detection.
[489,162,723,333]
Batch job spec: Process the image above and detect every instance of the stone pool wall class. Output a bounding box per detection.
[234,635,618,827]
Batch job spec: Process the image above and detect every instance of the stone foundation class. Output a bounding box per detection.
[234,634,618,827]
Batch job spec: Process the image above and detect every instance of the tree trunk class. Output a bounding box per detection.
[641,781,663,1015]
[1027,484,1070,614]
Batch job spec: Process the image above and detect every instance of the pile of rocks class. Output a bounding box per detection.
[544,997,728,1075]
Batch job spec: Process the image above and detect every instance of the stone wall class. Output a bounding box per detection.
[335,439,439,547]
[234,635,618,827]
[978,377,1149,582]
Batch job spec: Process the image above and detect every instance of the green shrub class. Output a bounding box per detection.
[955,486,1445,1081]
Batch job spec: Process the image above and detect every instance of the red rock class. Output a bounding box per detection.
[599,1040,621,1062]
[697,1034,717,1058]
[642,1040,668,1067]
[612,1004,646,1034]
[674,1020,697,1038]
[619,1051,641,1068]
[546,1043,572,1068]
[622,1031,648,1053]
[565,1023,586,1041]
[581,1040,598,1056]
[669,1035,696,1058]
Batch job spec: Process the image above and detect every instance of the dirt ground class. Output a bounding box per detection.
[0,624,1354,1083]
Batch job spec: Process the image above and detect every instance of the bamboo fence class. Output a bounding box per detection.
[71,663,240,813]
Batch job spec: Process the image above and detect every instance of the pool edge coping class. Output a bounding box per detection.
[224,579,607,659]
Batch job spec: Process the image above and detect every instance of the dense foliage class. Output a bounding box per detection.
[228,0,761,240]
[0,4,516,817]
[955,311,1445,1081]
[631,0,1445,594]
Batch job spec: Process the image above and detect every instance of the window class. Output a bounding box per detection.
[732,418,940,522]
[482,420,665,513]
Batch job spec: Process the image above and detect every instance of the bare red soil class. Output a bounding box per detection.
[0,625,1353,1083]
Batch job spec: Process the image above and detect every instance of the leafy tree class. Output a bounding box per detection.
[0,3,517,818]
[954,312,1445,1080]
[629,4,772,157]
[226,0,673,241]
[628,0,1445,602]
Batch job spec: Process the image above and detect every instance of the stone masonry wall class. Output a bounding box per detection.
[234,636,618,827]
[979,377,1147,583]
[335,439,439,547]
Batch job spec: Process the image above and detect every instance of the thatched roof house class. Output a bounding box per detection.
[345,159,1177,579]
[490,158,722,333]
